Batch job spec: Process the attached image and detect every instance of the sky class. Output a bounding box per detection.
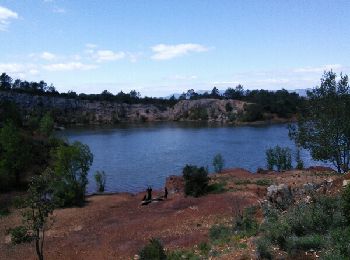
[0,0,350,97]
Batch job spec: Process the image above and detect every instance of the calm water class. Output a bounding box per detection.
[60,122,326,193]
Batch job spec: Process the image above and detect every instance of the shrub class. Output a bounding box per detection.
[256,237,273,260]
[255,179,272,186]
[234,206,259,237]
[212,153,224,173]
[53,141,93,207]
[183,165,209,197]
[342,184,350,223]
[241,103,264,122]
[209,224,232,244]
[208,182,226,194]
[139,238,167,260]
[94,171,106,192]
[265,146,292,172]
[198,242,211,256]
[295,149,304,170]
[234,179,251,185]
[286,234,324,252]
[9,226,33,244]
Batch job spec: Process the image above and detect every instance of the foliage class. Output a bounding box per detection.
[208,181,227,194]
[295,148,304,170]
[234,179,251,185]
[342,184,350,223]
[209,224,232,244]
[53,141,93,207]
[189,107,208,120]
[167,250,200,260]
[265,145,292,171]
[240,103,264,122]
[212,153,224,173]
[255,237,272,260]
[94,171,106,192]
[255,179,273,186]
[260,194,350,258]
[39,112,54,137]
[139,238,167,260]
[233,206,259,237]
[0,120,31,190]
[23,169,56,260]
[182,165,209,197]
[289,71,350,173]
[8,226,33,244]
[198,242,211,257]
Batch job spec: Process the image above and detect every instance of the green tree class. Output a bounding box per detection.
[213,153,224,173]
[53,142,93,207]
[0,72,13,90]
[265,146,292,172]
[289,71,350,173]
[23,169,56,260]
[0,121,30,190]
[183,165,209,197]
[39,113,54,137]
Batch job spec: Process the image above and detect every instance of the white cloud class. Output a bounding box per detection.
[151,43,209,60]
[86,43,98,49]
[0,6,18,31]
[0,63,39,78]
[53,7,66,14]
[294,64,343,73]
[40,52,56,61]
[169,75,198,80]
[94,50,125,62]
[43,62,97,72]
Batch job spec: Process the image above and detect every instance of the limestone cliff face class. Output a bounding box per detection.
[0,91,245,125]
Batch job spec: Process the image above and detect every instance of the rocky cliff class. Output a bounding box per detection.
[0,91,246,125]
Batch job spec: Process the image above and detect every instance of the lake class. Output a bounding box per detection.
[60,122,325,193]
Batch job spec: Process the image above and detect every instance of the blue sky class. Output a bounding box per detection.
[0,0,349,96]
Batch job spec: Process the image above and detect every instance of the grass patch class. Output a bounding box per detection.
[0,207,10,217]
[208,182,227,194]
[234,179,252,185]
[209,224,233,245]
[255,179,273,186]
[167,249,200,260]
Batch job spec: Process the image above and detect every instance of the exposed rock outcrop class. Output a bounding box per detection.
[0,91,246,125]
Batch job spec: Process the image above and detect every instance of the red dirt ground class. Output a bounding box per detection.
[0,168,345,260]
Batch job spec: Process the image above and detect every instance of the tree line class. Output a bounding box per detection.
[1,72,304,118]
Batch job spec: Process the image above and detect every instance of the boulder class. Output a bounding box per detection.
[267,184,293,210]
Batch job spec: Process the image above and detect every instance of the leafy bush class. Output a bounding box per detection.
[234,179,251,185]
[183,165,209,197]
[198,242,211,256]
[295,149,304,170]
[241,103,264,122]
[209,224,232,244]
[260,194,350,258]
[212,153,224,173]
[94,171,106,192]
[53,141,93,207]
[342,184,350,223]
[167,250,200,260]
[189,107,208,120]
[9,226,33,244]
[286,234,324,252]
[255,237,273,260]
[234,206,259,237]
[208,182,226,194]
[139,238,167,260]
[255,179,272,186]
[265,145,292,171]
